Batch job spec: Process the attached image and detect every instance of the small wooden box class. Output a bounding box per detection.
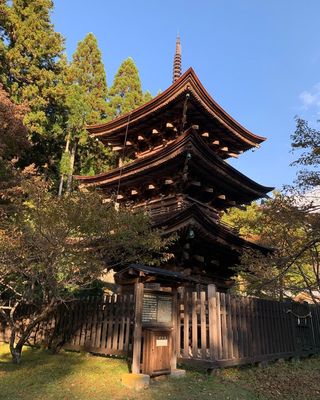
[142,328,172,376]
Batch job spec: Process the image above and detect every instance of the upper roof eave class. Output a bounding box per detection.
[87,68,266,147]
[75,128,274,198]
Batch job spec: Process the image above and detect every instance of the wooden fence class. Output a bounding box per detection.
[1,286,320,368]
[0,294,135,357]
[178,286,320,368]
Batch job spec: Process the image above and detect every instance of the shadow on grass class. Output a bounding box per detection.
[0,344,130,400]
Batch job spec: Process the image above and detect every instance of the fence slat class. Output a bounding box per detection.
[208,284,217,360]
[106,295,115,350]
[118,295,126,351]
[183,290,190,358]
[231,296,239,359]
[220,293,227,359]
[176,292,182,358]
[191,291,198,358]
[226,294,233,359]
[247,298,253,358]
[112,295,120,351]
[200,291,207,359]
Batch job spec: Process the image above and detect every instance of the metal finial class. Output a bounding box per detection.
[173,34,182,83]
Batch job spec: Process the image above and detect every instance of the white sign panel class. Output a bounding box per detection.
[156,339,168,347]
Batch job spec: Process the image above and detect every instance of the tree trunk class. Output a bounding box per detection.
[7,304,56,363]
[8,326,22,364]
[10,345,22,364]
[66,138,78,193]
[58,134,71,197]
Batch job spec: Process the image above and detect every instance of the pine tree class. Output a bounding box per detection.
[108,57,143,118]
[0,0,66,176]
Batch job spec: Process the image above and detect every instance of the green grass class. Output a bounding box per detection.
[1,344,320,400]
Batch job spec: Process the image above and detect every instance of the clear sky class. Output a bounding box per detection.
[52,0,320,190]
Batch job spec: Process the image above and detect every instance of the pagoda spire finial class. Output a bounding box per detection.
[172,34,182,83]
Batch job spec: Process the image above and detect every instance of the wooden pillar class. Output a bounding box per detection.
[171,288,178,370]
[208,284,217,360]
[132,281,144,374]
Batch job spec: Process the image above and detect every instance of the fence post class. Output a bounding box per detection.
[132,281,144,374]
[305,301,316,353]
[285,299,297,354]
[208,284,217,360]
[171,289,178,370]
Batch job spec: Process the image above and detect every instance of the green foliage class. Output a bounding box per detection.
[68,33,108,125]
[108,57,143,118]
[222,202,264,238]
[62,33,114,177]
[0,0,66,178]
[0,4,153,179]
[224,195,320,302]
[226,115,320,301]
[291,118,320,189]
[64,83,89,141]
[143,90,153,103]
[0,0,65,132]
[59,151,71,175]
[0,176,173,361]
[78,138,116,176]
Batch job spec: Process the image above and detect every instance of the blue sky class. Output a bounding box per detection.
[52,0,320,190]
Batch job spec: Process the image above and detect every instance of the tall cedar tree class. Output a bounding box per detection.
[58,34,114,194]
[69,33,115,177]
[0,0,66,176]
[108,57,144,118]
[58,84,88,195]
[68,33,108,125]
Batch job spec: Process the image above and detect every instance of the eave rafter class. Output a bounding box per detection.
[76,128,273,206]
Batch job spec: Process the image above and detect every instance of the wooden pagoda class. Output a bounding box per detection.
[76,39,273,289]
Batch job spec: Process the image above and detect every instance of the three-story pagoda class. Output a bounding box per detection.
[76,38,273,289]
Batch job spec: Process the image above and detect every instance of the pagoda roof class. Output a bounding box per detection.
[76,128,273,203]
[87,68,265,151]
[151,201,268,254]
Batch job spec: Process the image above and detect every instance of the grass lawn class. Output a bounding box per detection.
[1,344,320,400]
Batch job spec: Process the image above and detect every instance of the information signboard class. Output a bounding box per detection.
[142,292,173,325]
